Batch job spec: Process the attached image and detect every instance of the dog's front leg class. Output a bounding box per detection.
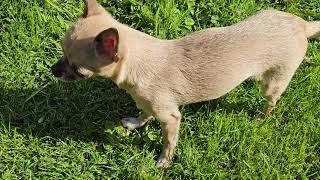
[121,113,153,130]
[156,109,181,168]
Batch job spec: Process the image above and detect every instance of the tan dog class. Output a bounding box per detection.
[51,0,320,168]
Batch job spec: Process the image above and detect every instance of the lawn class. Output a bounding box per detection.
[0,0,320,179]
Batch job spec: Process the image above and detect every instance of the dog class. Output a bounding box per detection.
[51,0,320,168]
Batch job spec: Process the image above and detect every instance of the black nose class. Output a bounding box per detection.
[51,66,62,77]
[51,64,62,77]
[51,58,65,77]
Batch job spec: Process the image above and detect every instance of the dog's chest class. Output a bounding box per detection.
[127,90,153,114]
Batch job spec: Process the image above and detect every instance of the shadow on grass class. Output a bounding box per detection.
[0,78,262,146]
[0,78,138,145]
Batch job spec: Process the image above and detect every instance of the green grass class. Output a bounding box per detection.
[1,0,320,179]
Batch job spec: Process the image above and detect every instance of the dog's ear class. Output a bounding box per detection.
[83,0,104,18]
[94,28,120,61]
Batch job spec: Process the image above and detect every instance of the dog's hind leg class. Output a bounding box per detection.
[260,66,297,117]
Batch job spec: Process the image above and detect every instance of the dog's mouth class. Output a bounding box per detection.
[60,72,85,82]
[76,66,94,79]
[52,70,82,82]
[51,61,93,81]
[70,65,86,79]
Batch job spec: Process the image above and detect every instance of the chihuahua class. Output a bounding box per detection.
[51,0,320,168]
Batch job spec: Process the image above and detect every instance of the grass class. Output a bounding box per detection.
[0,0,320,179]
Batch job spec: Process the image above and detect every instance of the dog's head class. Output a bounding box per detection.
[51,0,122,81]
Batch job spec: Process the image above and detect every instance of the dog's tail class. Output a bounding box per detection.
[306,21,320,39]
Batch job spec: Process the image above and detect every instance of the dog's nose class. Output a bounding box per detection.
[51,64,62,77]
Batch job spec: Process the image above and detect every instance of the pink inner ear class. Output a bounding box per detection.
[102,37,116,55]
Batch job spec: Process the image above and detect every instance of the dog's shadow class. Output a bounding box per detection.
[0,78,261,147]
[0,78,139,145]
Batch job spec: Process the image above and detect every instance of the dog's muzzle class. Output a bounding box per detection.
[51,59,65,78]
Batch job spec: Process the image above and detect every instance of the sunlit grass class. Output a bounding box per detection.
[0,0,319,179]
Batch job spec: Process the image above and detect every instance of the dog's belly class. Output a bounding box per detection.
[179,81,247,105]
[177,65,254,105]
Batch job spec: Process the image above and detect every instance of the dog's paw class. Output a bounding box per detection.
[121,117,143,130]
[156,157,171,169]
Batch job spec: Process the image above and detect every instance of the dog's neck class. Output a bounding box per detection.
[110,24,172,91]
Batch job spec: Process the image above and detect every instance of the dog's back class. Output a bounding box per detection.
[160,10,313,105]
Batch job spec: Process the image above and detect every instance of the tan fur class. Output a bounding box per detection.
[56,0,320,168]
